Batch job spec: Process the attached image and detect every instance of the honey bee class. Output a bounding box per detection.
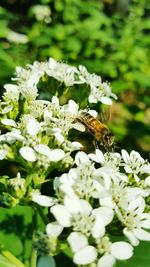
[77,112,114,151]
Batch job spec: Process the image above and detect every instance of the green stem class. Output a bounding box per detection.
[30,207,38,267]
[30,249,37,267]
[33,208,38,230]
[36,205,49,225]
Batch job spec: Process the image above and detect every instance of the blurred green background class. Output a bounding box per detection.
[0,0,150,266]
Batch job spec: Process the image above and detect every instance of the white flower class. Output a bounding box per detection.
[121,149,150,182]
[14,64,43,99]
[46,58,81,86]
[89,149,105,163]
[58,151,104,199]
[122,150,144,172]
[67,232,97,265]
[89,149,121,166]
[97,240,133,267]
[62,99,79,116]
[78,65,117,105]
[116,196,150,246]
[89,81,117,105]
[68,233,133,266]
[7,30,28,44]
[78,65,101,85]
[3,83,20,102]
[44,97,81,138]
[75,151,91,165]
[19,84,38,100]
[0,129,24,144]
[4,83,19,94]
[50,196,114,239]
[89,150,127,190]
[32,5,51,24]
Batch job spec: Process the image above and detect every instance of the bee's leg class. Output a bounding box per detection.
[93,139,99,149]
[111,142,116,153]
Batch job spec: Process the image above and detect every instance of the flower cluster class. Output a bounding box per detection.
[42,149,150,267]
[0,58,115,204]
[9,57,116,104]
[0,58,149,267]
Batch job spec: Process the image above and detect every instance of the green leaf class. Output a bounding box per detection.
[37,255,56,267]
[1,251,26,267]
[0,255,16,267]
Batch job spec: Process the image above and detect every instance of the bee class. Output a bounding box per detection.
[77,112,114,151]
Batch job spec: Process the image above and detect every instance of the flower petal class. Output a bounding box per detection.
[1,119,16,127]
[67,232,88,253]
[140,213,150,229]
[121,149,130,163]
[110,241,133,260]
[100,96,112,105]
[123,228,139,246]
[74,245,97,265]
[97,254,115,267]
[54,132,64,143]
[34,144,51,156]
[88,94,97,103]
[93,207,114,225]
[49,149,65,162]
[52,96,59,105]
[19,146,37,162]
[2,105,13,114]
[32,195,55,207]
[128,197,145,213]
[46,222,63,237]
[4,83,19,92]
[92,216,105,238]
[100,196,115,209]
[64,196,92,215]
[71,141,83,151]
[141,164,150,174]
[27,118,41,136]
[50,204,71,227]
[133,228,150,241]
[75,151,89,165]
[73,122,86,132]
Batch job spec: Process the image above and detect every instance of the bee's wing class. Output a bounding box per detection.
[100,109,111,123]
